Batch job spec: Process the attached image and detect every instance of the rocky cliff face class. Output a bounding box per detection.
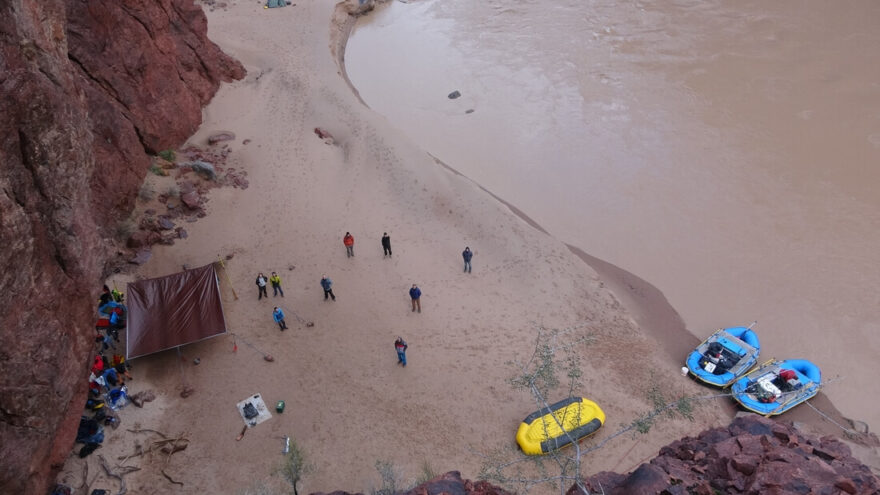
[0,0,243,492]
[575,414,880,495]
[309,416,879,495]
[312,471,514,495]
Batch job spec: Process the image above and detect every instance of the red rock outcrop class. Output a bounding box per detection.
[0,0,243,492]
[66,0,246,228]
[311,471,514,495]
[572,414,880,495]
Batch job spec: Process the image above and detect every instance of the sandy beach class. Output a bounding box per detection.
[54,1,878,493]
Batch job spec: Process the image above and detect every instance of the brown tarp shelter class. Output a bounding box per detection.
[126,263,227,359]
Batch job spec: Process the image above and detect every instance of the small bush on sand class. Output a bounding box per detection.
[414,460,437,485]
[164,184,180,199]
[371,460,402,495]
[138,183,155,201]
[158,149,176,162]
[277,437,314,495]
[116,218,136,239]
[238,480,278,495]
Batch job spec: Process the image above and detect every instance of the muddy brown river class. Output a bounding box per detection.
[346,0,880,428]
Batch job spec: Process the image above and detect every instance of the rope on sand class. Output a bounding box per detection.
[287,308,315,327]
[804,400,858,436]
[231,333,274,362]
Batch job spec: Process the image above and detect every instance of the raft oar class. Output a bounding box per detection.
[743,358,776,379]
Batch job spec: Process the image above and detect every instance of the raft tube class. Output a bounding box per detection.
[686,326,761,387]
[516,397,605,455]
[731,359,821,416]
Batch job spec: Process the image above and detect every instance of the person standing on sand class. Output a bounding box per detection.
[270,271,284,297]
[256,272,268,300]
[381,232,392,257]
[320,275,336,301]
[273,307,288,331]
[462,247,473,273]
[395,337,408,367]
[343,232,355,258]
[409,284,421,313]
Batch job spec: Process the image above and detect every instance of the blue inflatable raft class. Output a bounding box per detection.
[731,359,821,416]
[686,326,760,387]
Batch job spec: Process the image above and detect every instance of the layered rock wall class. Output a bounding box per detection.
[0,0,243,492]
[575,414,880,495]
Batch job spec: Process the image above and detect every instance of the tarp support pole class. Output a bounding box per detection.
[176,346,189,390]
[217,256,239,300]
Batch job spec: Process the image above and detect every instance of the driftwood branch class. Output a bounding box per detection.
[99,454,127,495]
[117,430,189,470]
[126,427,168,438]
[162,469,184,486]
[80,462,89,493]
[116,466,142,476]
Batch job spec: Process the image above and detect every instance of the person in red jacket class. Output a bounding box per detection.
[395,337,408,367]
[343,232,355,258]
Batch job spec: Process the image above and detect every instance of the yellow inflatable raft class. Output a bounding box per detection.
[516,397,605,455]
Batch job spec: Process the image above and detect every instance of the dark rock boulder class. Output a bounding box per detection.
[181,190,201,210]
[157,216,175,230]
[311,472,513,495]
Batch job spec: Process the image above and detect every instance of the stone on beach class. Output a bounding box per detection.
[181,190,201,209]
[208,131,236,144]
[130,249,152,265]
[314,127,335,144]
[158,217,175,230]
[184,160,217,180]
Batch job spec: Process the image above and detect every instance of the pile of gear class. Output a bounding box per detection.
[75,286,133,458]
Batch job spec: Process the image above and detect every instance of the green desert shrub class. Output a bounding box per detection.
[158,149,176,162]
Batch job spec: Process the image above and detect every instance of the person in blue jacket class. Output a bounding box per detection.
[409,284,421,313]
[320,275,336,301]
[462,247,473,273]
[273,307,288,331]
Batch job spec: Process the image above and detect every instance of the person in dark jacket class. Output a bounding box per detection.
[462,247,473,273]
[382,232,392,257]
[100,285,112,306]
[320,275,336,301]
[256,273,268,299]
[409,284,421,313]
[395,337,408,367]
